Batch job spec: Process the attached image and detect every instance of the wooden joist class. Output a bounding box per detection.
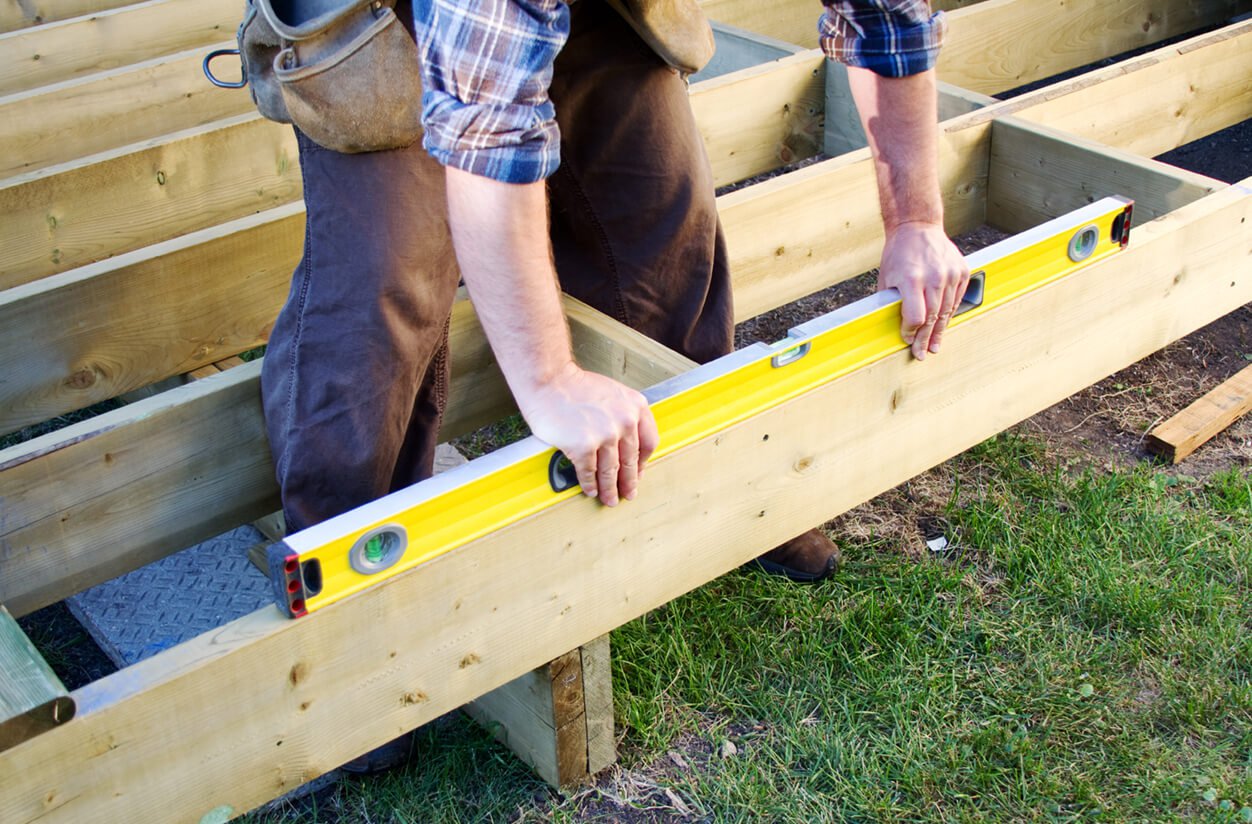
[3,174,1249,823]
[1146,365,1252,463]
[0,0,237,95]
[0,42,249,177]
[0,114,298,290]
[939,0,1249,95]
[0,296,694,619]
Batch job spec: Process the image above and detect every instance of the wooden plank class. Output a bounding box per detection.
[464,649,590,788]
[0,42,250,177]
[1007,19,1252,158]
[987,117,1224,232]
[0,204,301,437]
[939,0,1247,95]
[0,605,74,753]
[3,178,1249,823]
[0,296,697,618]
[680,46,833,186]
[0,0,238,95]
[0,0,135,32]
[0,113,297,288]
[3,53,817,287]
[1146,364,1252,462]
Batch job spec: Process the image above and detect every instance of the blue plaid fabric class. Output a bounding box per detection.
[414,0,569,184]
[820,0,945,77]
[416,1,945,185]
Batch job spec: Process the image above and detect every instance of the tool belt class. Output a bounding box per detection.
[204,0,714,154]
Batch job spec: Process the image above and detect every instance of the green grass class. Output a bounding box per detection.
[250,434,1252,823]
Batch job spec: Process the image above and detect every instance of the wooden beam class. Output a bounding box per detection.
[0,0,238,95]
[1146,364,1252,463]
[465,639,616,788]
[0,205,301,436]
[3,178,1249,823]
[0,113,297,289]
[1006,19,1252,159]
[0,297,695,618]
[939,0,1247,95]
[0,605,74,753]
[987,117,1224,232]
[0,0,136,32]
[0,42,250,177]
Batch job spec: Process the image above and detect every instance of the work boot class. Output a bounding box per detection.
[751,529,840,582]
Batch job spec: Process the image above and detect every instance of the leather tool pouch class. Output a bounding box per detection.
[206,0,421,153]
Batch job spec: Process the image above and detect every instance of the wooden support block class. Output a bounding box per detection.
[3,177,1250,823]
[987,117,1224,232]
[0,0,239,95]
[0,605,74,753]
[465,638,614,788]
[1147,364,1252,463]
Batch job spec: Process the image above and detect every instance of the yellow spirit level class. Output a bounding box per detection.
[267,197,1134,617]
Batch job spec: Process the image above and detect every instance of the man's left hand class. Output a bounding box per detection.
[877,220,969,360]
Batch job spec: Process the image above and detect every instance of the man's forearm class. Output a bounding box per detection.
[445,168,575,398]
[845,65,968,359]
[444,166,657,507]
[846,65,943,230]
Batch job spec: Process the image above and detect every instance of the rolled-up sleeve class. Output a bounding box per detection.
[819,0,945,77]
[415,0,569,183]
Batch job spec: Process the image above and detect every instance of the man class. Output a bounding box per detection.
[260,0,966,774]
[262,0,964,620]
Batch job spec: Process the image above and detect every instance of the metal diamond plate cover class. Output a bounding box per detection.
[67,525,272,668]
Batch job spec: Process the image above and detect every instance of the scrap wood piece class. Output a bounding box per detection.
[1146,364,1252,463]
[0,605,74,753]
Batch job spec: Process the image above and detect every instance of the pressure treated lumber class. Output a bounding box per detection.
[692,51,825,186]
[3,177,1249,823]
[698,0,818,48]
[694,20,803,83]
[0,605,74,753]
[1004,18,1252,160]
[0,0,237,94]
[0,296,695,618]
[0,114,297,289]
[0,205,300,436]
[987,117,1223,232]
[0,42,249,177]
[0,0,133,32]
[1146,365,1252,463]
[939,0,1248,95]
[465,637,615,787]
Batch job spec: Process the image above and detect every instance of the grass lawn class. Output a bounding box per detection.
[250,433,1252,823]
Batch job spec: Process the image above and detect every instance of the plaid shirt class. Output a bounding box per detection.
[417,0,944,185]
[820,0,945,77]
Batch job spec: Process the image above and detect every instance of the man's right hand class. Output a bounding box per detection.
[518,362,659,507]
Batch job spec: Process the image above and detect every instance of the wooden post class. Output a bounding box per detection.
[0,605,75,753]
